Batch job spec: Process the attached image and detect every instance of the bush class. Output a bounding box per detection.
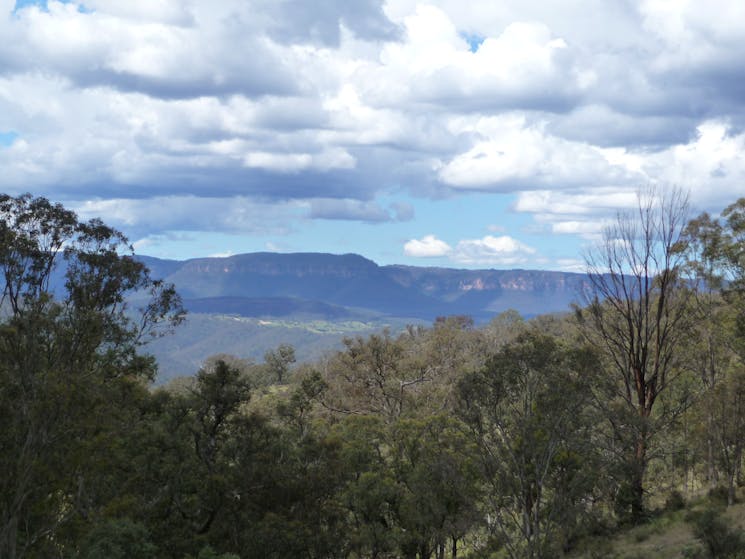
[708,486,731,506]
[686,507,745,558]
[665,489,686,511]
[77,518,157,559]
[681,544,706,559]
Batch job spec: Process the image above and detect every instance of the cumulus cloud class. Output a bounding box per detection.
[404,235,452,257]
[451,235,536,266]
[644,121,745,208]
[547,104,693,148]
[358,6,583,111]
[243,148,356,173]
[404,233,538,266]
[5,1,298,99]
[0,0,744,261]
[438,114,641,190]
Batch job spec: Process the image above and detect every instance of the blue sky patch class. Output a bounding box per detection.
[0,132,18,147]
[14,0,48,11]
[460,33,484,53]
[14,0,86,13]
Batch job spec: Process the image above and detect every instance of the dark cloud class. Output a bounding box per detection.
[308,199,391,222]
[69,61,298,101]
[546,106,696,149]
[259,0,400,46]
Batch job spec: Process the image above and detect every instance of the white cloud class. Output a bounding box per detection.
[644,121,745,208]
[75,0,195,25]
[403,234,452,257]
[451,235,536,266]
[438,114,641,190]
[1,0,745,256]
[554,258,586,272]
[404,232,541,267]
[243,148,355,173]
[639,0,745,67]
[550,220,607,238]
[360,6,583,110]
[514,189,638,215]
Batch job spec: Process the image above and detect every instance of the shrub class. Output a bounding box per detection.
[708,486,731,506]
[665,489,686,511]
[77,518,157,559]
[687,507,745,558]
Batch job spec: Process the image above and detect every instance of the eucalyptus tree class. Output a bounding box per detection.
[680,211,733,487]
[0,194,183,559]
[576,187,692,522]
[320,329,431,420]
[457,331,598,558]
[682,198,745,496]
[264,343,296,384]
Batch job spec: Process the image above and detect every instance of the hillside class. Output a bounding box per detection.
[569,492,745,558]
[137,252,589,379]
[145,313,415,383]
[139,252,589,321]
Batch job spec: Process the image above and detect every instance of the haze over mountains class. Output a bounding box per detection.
[141,252,588,321]
[140,252,590,380]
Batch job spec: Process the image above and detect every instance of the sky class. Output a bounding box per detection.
[1,0,744,270]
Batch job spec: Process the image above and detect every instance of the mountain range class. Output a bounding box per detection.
[140,252,589,321]
[137,252,590,380]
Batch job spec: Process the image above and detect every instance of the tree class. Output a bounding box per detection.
[458,331,598,558]
[391,415,480,559]
[703,367,745,506]
[720,198,745,358]
[677,199,745,498]
[681,211,734,488]
[333,414,400,559]
[264,343,296,384]
[576,187,691,522]
[77,518,159,559]
[0,194,183,559]
[320,330,431,420]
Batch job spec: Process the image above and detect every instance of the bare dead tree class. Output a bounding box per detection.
[577,186,691,522]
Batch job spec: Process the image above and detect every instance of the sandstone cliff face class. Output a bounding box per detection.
[140,252,587,320]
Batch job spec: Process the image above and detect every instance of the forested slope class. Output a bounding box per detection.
[2,193,745,558]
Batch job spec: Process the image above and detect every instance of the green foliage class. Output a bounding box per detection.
[77,518,158,559]
[264,343,296,384]
[193,546,240,559]
[457,330,601,557]
[687,507,745,558]
[665,490,687,512]
[0,194,183,559]
[4,193,745,558]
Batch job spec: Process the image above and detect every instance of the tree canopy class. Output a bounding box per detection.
[2,192,745,558]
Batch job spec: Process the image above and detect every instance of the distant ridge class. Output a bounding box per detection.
[134,252,592,380]
[138,252,589,321]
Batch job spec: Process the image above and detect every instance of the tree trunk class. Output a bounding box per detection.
[451,535,457,559]
[728,471,736,507]
[708,415,719,488]
[631,435,647,523]
[0,515,18,559]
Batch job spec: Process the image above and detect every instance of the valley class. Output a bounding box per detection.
[138,251,587,379]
